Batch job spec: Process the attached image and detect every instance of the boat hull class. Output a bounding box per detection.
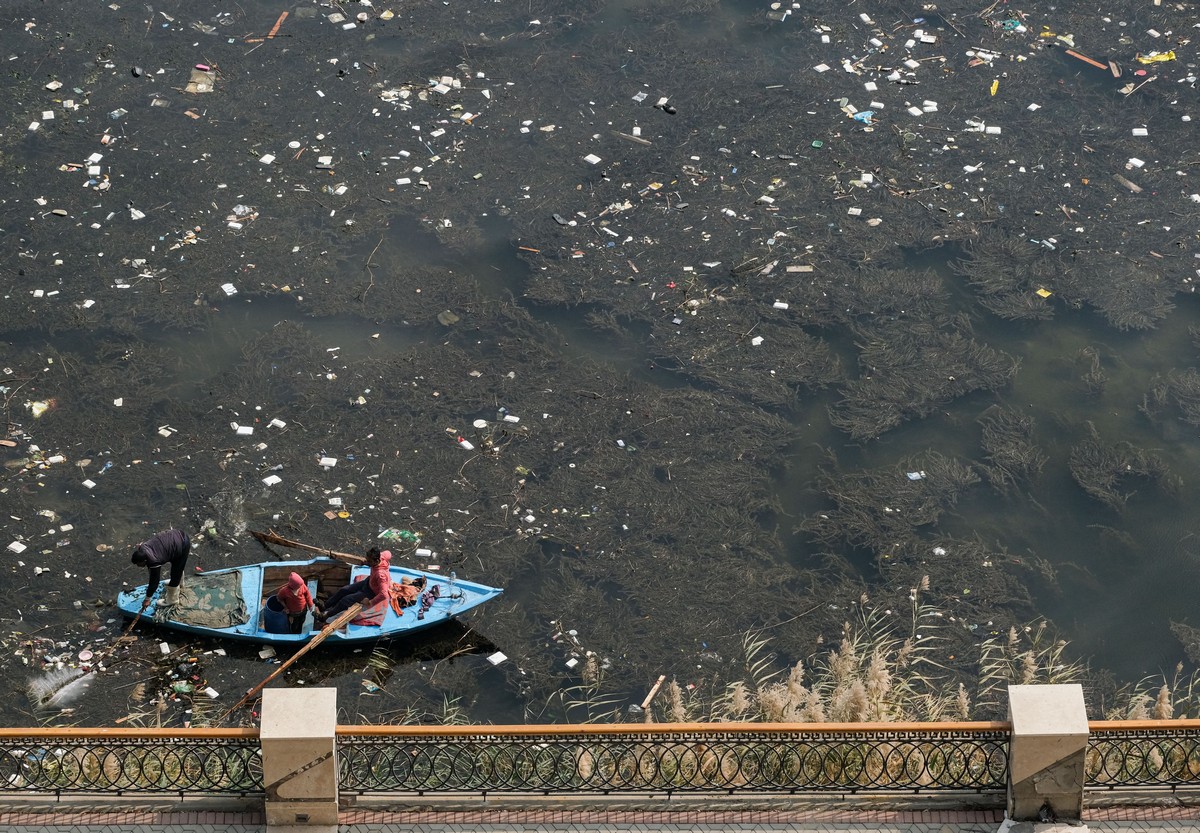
[116,557,502,646]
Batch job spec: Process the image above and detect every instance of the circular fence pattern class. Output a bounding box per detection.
[338,729,1009,794]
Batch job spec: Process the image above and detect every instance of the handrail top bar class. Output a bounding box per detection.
[335,720,1012,736]
[0,727,259,739]
[0,719,1195,739]
[1089,719,1200,731]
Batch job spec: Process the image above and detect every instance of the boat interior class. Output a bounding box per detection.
[260,560,355,608]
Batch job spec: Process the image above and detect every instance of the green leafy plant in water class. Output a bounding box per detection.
[545,654,626,724]
[364,695,471,727]
[364,646,392,674]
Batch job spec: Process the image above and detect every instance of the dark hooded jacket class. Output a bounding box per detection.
[132,529,190,596]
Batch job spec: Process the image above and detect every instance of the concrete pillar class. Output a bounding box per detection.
[260,687,339,828]
[1007,684,1088,822]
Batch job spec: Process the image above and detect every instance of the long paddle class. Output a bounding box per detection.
[250,529,366,564]
[84,605,148,670]
[219,602,363,721]
[109,607,146,649]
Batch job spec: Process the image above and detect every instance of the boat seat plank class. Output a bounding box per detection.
[302,579,318,634]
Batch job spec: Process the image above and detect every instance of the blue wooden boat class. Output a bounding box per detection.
[115,556,503,646]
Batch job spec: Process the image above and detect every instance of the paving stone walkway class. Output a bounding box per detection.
[0,806,1198,832]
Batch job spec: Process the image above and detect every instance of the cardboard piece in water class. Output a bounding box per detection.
[186,66,216,94]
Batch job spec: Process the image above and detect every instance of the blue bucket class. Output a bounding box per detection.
[263,595,290,634]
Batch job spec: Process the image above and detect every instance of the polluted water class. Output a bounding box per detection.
[1,0,1200,727]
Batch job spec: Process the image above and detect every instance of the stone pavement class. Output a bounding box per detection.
[0,807,1199,832]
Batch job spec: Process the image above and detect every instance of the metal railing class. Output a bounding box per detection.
[336,722,1010,796]
[3,719,1200,799]
[1087,720,1200,792]
[0,728,262,795]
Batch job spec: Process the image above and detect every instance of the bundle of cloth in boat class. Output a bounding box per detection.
[416,584,441,620]
[171,571,249,628]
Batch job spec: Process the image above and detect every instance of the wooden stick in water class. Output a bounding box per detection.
[1065,49,1107,71]
[250,529,365,564]
[219,602,363,721]
[89,608,145,667]
[641,674,668,710]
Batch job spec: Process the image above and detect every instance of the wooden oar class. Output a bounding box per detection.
[250,529,365,564]
[219,602,363,721]
[85,617,134,665]
[84,605,147,669]
[116,607,145,642]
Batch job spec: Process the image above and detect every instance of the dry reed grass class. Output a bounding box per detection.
[550,583,1089,724]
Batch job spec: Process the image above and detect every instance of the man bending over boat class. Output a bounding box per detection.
[317,547,392,623]
[131,528,191,609]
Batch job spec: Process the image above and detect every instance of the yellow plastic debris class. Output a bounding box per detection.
[1137,51,1176,64]
[28,401,50,418]
[1036,288,1053,298]
[990,79,1000,96]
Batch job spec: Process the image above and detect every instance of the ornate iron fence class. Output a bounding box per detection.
[6,718,1200,799]
[1087,720,1200,791]
[0,728,262,795]
[336,722,1010,795]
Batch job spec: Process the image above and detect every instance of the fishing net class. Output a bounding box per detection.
[163,571,250,629]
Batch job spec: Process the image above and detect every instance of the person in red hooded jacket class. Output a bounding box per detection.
[274,572,315,633]
[317,548,392,622]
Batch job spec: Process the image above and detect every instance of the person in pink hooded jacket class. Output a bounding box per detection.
[317,548,392,622]
[275,572,315,633]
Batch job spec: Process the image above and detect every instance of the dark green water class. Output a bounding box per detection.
[2,0,1199,724]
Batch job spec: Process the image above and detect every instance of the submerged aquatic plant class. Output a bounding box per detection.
[1068,422,1179,511]
[544,653,627,724]
[828,316,1019,442]
[978,405,1048,494]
